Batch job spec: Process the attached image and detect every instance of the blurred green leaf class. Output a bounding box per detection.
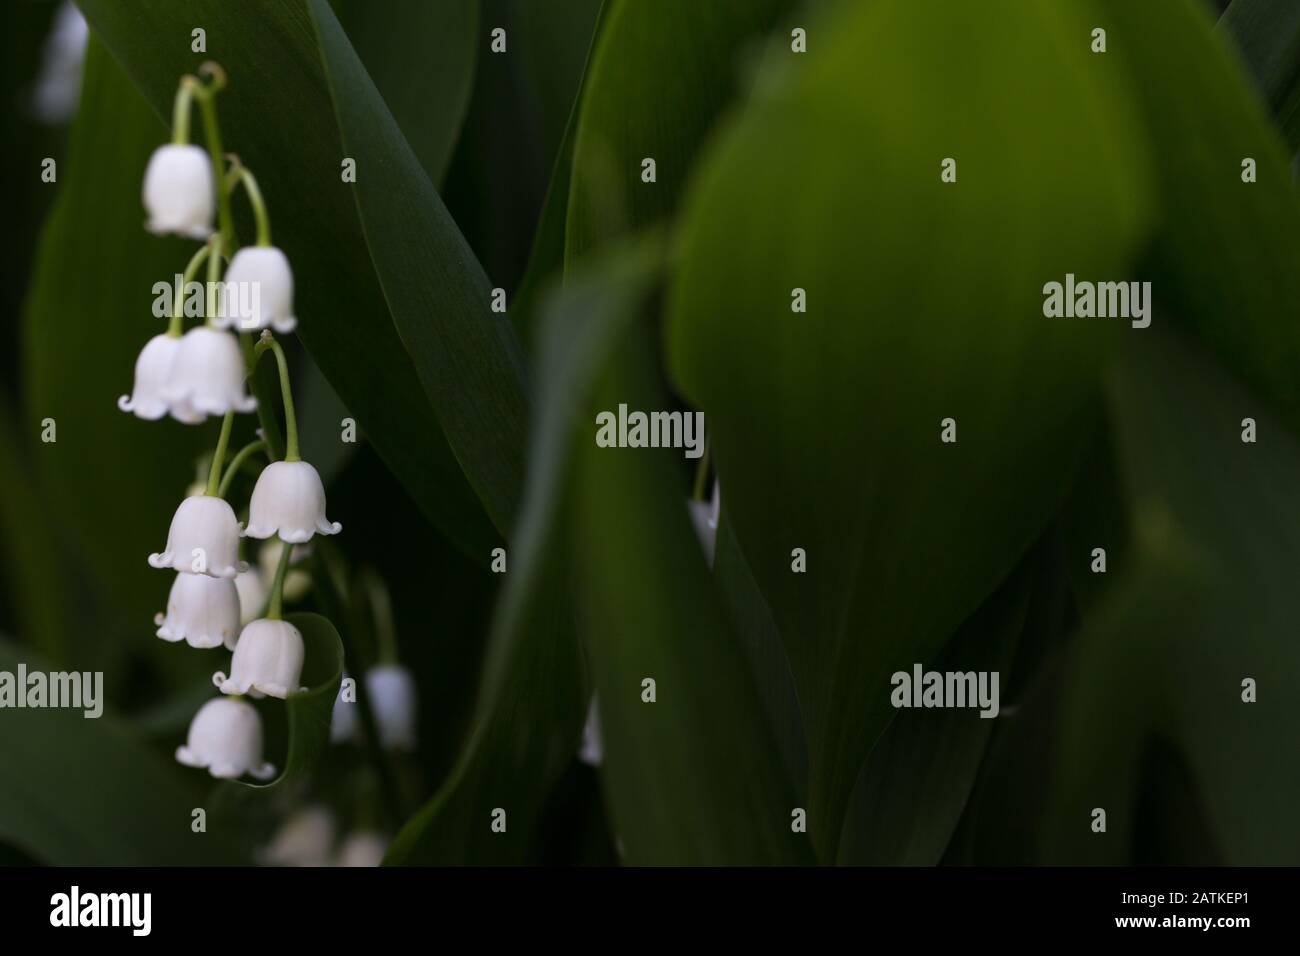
[388,239,661,864]
[310,0,529,534]
[76,0,500,561]
[21,37,210,675]
[1098,0,1300,422]
[574,320,814,866]
[1044,333,1300,865]
[666,0,1154,857]
[0,637,238,864]
[564,0,792,265]
[1219,0,1300,152]
[837,563,1029,865]
[338,0,478,187]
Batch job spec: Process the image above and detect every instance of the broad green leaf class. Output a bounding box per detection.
[1044,333,1300,865]
[1097,0,1300,425]
[573,320,814,866]
[1219,0,1300,151]
[310,0,529,534]
[21,37,211,676]
[836,560,1029,865]
[0,401,68,665]
[0,637,239,865]
[564,0,792,266]
[338,0,478,187]
[76,0,500,560]
[666,0,1154,857]
[388,238,662,864]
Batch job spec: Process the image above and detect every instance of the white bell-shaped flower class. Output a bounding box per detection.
[143,144,214,239]
[234,568,268,624]
[162,326,256,423]
[366,665,417,751]
[175,697,275,780]
[117,333,181,420]
[217,246,296,333]
[243,460,341,543]
[336,832,388,868]
[687,479,721,568]
[154,571,240,650]
[149,494,247,578]
[213,617,306,699]
[163,326,257,422]
[258,805,336,867]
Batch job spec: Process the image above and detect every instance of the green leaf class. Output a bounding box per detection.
[666,0,1154,857]
[21,37,211,675]
[388,238,662,864]
[1044,333,1300,865]
[564,0,793,265]
[76,0,500,560]
[836,562,1029,865]
[309,0,529,534]
[0,637,239,865]
[573,317,814,866]
[337,0,479,187]
[1097,0,1300,425]
[1219,0,1300,152]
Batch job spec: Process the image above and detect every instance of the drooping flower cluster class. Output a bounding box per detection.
[123,64,340,782]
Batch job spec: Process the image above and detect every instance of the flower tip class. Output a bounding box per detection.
[148,551,171,569]
[252,762,277,782]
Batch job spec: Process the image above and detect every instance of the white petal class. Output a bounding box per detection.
[176,697,273,780]
[216,618,305,700]
[150,495,247,578]
[163,326,256,422]
[155,572,240,649]
[219,246,296,332]
[143,144,214,238]
[118,333,182,420]
[244,460,341,543]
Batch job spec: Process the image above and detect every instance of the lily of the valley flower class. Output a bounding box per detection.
[118,333,182,420]
[155,571,240,650]
[163,326,257,422]
[336,832,388,868]
[143,144,214,239]
[258,805,336,867]
[149,494,247,578]
[329,665,417,750]
[366,664,417,751]
[175,696,275,780]
[213,617,305,699]
[243,460,341,543]
[578,696,603,767]
[217,246,296,333]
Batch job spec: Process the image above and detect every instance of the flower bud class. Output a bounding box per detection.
[336,832,387,867]
[154,571,240,650]
[175,697,275,780]
[143,144,214,239]
[367,664,417,751]
[214,618,306,699]
[258,805,335,867]
[149,494,247,578]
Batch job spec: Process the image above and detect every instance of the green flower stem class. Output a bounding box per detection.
[692,436,712,502]
[204,411,235,498]
[217,440,266,499]
[169,240,215,336]
[266,538,294,620]
[240,333,285,461]
[253,335,300,461]
[171,77,197,145]
[204,241,222,327]
[192,63,233,253]
[230,164,272,247]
